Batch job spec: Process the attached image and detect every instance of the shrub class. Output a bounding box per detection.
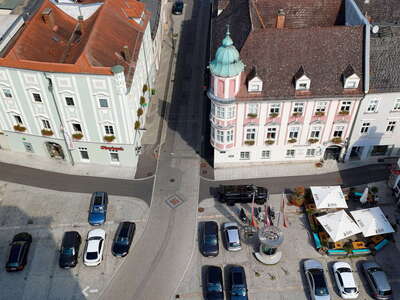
[142,84,148,93]
[13,124,26,132]
[315,162,323,168]
[151,88,156,95]
[103,135,116,142]
[41,129,53,136]
[370,186,379,194]
[72,132,83,140]
[134,121,141,130]
[137,108,144,117]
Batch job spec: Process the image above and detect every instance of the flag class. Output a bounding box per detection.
[281,193,289,228]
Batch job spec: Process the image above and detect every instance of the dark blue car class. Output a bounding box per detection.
[88,192,108,225]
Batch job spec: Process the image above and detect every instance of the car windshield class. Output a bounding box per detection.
[86,252,98,260]
[310,269,329,296]
[208,283,222,292]
[379,290,392,296]
[117,237,129,245]
[93,206,104,212]
[232,287,246,296]
[89,236,103,241]
[344,287,357,294]
[205,235,217,246]
[338,267,351,273]
[62,247,75,256]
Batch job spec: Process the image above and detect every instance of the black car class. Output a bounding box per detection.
[6,232,32,272]
[228,266,248,300]
[205,266,224,300]
[218,185,268,206]
[112,222,136,257]
[88,191,108,225]
[59,231,81,269]
[201,221,219,257]
[172,1,184,15]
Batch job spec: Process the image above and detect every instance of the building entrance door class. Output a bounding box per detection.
[324,145,342,161]
[45,142,65,159]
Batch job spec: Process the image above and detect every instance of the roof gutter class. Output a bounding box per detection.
[364,23,370,94]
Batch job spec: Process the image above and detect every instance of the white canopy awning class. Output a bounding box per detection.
[310,186,347,209]
[316,210,361,242]
[350,207,395,237]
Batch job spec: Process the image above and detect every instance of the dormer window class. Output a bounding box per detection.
[343,65,360,89]
[294,66,310,91]
[248,76,263,92]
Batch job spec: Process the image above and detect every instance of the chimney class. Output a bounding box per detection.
[276,9,285,29]
[41,8,56,31]
[77,15,84,34]
[122,45,129,61]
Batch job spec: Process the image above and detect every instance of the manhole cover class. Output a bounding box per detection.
[166,194,184,208]
[170,178,175,183]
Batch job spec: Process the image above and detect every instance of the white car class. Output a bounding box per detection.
[84,229,106,266]
[332,262,359,299]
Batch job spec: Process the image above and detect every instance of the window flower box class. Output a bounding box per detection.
[308,138,319,144]
[265,140,275,145]
[288,138,297,143]
[142,84,148,93]
[103,135,115,142]
[247,113,258,118]
[314,111,325,117]
[269,112,279,118]
[244,140,255,146]
[72,132,83,140]
[137,108,144,117]
[338,110,349,115]
[292,112,302,117]
[140,96,146,106]
[151,88,156,95]
[134,121,141,130]
[41,129,53,136]
[13,124,26,132]
[331,137,342,144]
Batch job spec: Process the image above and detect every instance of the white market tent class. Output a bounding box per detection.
[310,186,348,209]
[316,210,361,242]
[350,207,395,237]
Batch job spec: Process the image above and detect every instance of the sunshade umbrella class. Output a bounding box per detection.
[360,187,368,204]
[350,207,395,237]
[310,186,348,209]
[316,210,361,242]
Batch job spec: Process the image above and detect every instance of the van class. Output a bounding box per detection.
[218,185,268,206]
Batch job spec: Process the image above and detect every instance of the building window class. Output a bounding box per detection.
[315,102,327,113]
[42,119,51,129]
[226,129,234,142]
[333,126,344,137]
[310,126,321,138]
[105,125,114,135]
[289,127,300,139]
[246,128,256,140]
[65,97,75,106]
[360,122,370,134]
[269,103,280,114]
[306,149,316,156]
[366,99,379,113]
[79,147,89,160]
[286,149,295,158]
[14,115,23,124]
[2,88,12,98]
[261,150,270,159]
[216,130,224,143]
[32,93,42,103]
[72,123,82,132]
[298,82,308,90]
[240,151,250,160]
[211,127,215,140]
[211,102,215,115]
[386,121,396,133]
[340,101,351,112]
[293,103,304,114]
[227,106,235,119]
[371,145,388,156]
[393,99,400,111]
[345,80,357,89]
[216,106,225,118]
[110,151,119,162]
[99,98,109,108]
[248,103,258,115]
[266,127,277,140]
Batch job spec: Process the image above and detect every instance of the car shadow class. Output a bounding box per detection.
[299,259,311,300]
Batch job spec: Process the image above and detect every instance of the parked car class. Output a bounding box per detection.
[228,265,248,300]
[88,192,108,225]
[84,229,106,266]
[59,231,81,269]
[332,262,359,299]
[5,232,32,272]
[112,221,136,257]
[362,261,392,300]
[303,259,330,300]
[200,221,219,257]
[223,222,241,251]
[172,1,184,15]
[204,265,224,300]
[218,185,268,206]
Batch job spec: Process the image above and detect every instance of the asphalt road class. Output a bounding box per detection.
[200,163,390,200]
[0,162,154,204]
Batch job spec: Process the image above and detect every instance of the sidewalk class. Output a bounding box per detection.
[0,149,135,179]
[209,159,393,181]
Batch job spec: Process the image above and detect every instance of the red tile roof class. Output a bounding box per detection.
[0,0,149,85]
[236,26,364,100]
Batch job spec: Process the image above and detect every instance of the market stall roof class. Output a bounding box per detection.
[316,210,361,242]
[350,207,395,237]
[310,186,347,209]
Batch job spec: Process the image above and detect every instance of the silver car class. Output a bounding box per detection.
[362,261,392,300]
[223,222,242,251]
[304,259,330,300]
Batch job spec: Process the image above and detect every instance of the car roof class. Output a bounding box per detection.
[208,266,222,282]
[62,231,80,247]
[227,228,240,242]
[87,239,101,253]
[117,222,135,237]
[88,229,106,239]
[371,270,391,291]
[231,266,245,284]
[9,244,23,262]
[340,272,357,288]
